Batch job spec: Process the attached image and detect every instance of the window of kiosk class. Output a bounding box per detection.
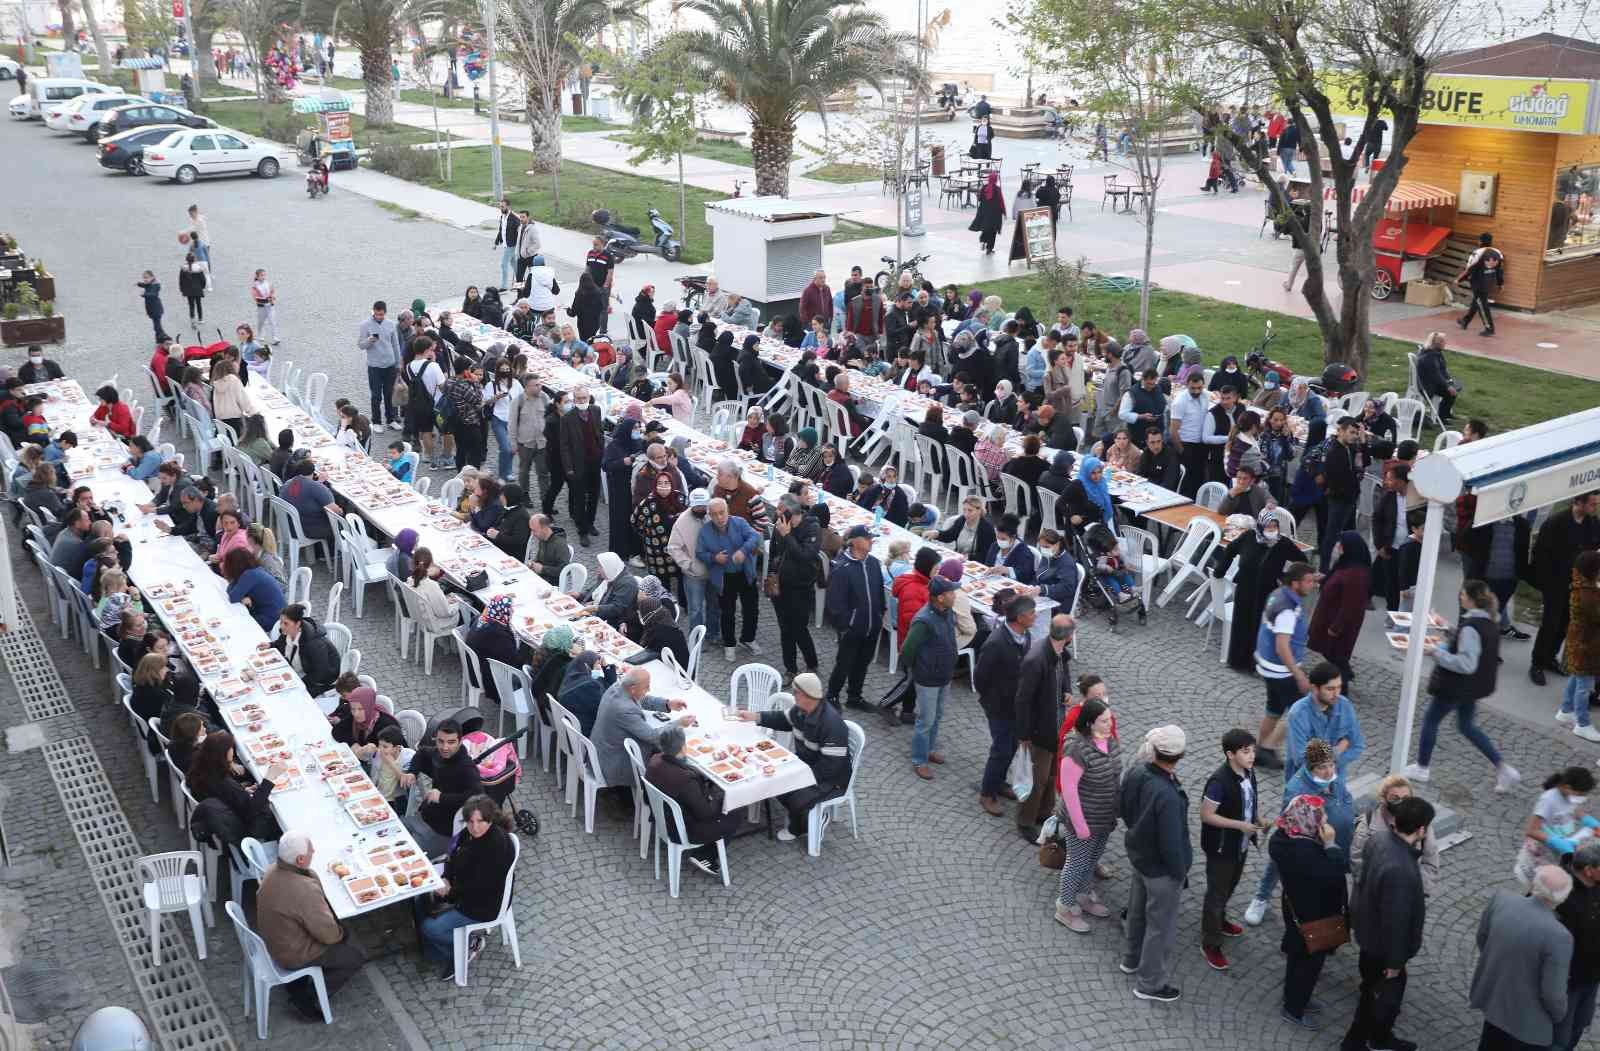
[1547,166,1600,260]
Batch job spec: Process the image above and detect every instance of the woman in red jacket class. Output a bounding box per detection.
[91,385,137,438]
[1308,530,1372,685]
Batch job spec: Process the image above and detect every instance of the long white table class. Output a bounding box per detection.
[25,379,441,918]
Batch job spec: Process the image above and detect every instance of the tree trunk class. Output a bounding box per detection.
[194,25,215,95]
[677,150,686,250]
[526,94,562,175]
[59,2,76,51]
[79,0,113,75]
[750,120,794,197]
[360,42,394,127]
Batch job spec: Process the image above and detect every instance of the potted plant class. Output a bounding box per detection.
[0,283,65,345]
[26,259,55,303]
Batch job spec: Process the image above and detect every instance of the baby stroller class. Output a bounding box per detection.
[1072,522,1148,629]
[424,707,540,837]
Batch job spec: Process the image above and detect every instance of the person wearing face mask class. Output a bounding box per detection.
[985,512,1037,585]
[1513,766,1597,889]
[1015,614,1077,840]
[17,345,64,385]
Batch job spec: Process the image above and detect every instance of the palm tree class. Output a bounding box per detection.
[304,0,438,127]
[670,0,916,198]
[500,0,643,175]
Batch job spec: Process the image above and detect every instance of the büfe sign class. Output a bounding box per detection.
[1022,207,1055,266]
[1324,73,1594,134]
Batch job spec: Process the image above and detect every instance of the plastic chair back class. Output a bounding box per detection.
[139,850,203,911]
[730,663,783,712]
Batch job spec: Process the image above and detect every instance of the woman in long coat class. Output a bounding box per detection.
[631,469,685,590]
[603,412,644,559]
[1308,531,1372,685]
[1216,513,1298,671]
[969,171,1006,255]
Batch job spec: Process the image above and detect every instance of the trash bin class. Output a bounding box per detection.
[571,92,584,115]
[931,144,946,176]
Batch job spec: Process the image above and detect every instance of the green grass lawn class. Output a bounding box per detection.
[200,98,446,148]
[561,114,612,133]
[606,133,755,168]
[976,272,1600,435]
[804,162,880,184]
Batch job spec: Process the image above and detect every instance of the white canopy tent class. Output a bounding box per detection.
[1394,406,1600,772]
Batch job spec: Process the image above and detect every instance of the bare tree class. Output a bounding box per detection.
[79,0,115,76]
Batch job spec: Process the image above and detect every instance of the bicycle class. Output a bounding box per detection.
[874,252,932,295]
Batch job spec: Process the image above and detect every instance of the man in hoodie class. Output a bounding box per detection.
[1119,723,1193,1004]
[824,525,886,712]
[669,489,715,640]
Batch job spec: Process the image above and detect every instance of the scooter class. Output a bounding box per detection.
[591,207,683,263]
[305,167,328,199]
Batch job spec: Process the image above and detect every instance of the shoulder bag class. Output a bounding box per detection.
[1285,895,1348,953]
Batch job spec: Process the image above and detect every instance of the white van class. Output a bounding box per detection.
[8,78,113,121]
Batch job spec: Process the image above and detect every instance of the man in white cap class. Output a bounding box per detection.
[669,488,715,641]
[1119,724,1192,1004]
[732,674,851,842]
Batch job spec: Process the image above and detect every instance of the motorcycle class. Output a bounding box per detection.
[305,168,328,199]
[591,207,683,263]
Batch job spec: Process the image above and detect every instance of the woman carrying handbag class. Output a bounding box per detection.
[1270,793,1349,1030]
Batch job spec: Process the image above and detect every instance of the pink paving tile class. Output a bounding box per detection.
[1372,312,1600,381]
[1108,260,1340,319]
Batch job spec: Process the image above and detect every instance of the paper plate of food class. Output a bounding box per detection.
[1386,611,1447,629]
[258,669,297,694]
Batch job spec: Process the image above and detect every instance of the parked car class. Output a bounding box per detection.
[95,101,215,143]
[0,56,21,80]
[63,93,147,140]
[141,128,283,184]
[10,78,112,121]
[97,124,187,175]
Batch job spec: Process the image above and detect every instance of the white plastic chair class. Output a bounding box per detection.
[622,738,654,861]
[487,658,535,756]
[1119,524,1165,611]
[546,696,578,799]
[139,851,211,965]
[640,771,730,898]
[1195,481,1228,512]
[323,580,344,625]
[729,663,783,712]
[913,434,948,506]
[685,624,707,682]
[439,476,465,510]
[559,712,613,835]
[1155,518,1224,607]
[1000,473,1035,521]
[397,708,427,748]
[452,625,488,707]
[1392,397,1426,444]
[339,515,389,617]
[558,562,588,596]
[224,900,332,1039]
[807,720,866,857]
[1207,575,1236,663]
[1433,429,1462,451]
[269,496,330,579]
[945,447,984,510]
[400,582,456,673]
[148,717,185,823]
[450,834,523,987]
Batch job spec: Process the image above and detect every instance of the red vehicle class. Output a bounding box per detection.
[1327,181,1456,300]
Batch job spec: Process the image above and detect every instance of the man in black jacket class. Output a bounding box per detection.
[975,595,1035,816]
[159,486,217,544]
[1014,614,1074,840]
[1319,416,1361,571]
[1136,429,1181,490]
[541,395,566,518]
[403,718,484,856]
[1456,231,1504,336]
[1344,795,1432,1051]
[1531,491,1600,683]
[1119,723,1192,1003]
[558,386,605,545]
[1554,841,1600,1051]
[1414,333,1461,421]
[770,495,821,677]
[823,526,886,711]
[492,198,522,290]
[884,291,917,355]
[735,674,851,841]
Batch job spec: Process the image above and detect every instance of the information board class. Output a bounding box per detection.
[1022,207,1056,266]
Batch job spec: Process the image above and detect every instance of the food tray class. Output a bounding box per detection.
[257,668,298,694]
[545,593,582,617]
[210,676,253,702]
[224,702,270,730]
[1386,611,1447,629]
[344,794,399,829]
[341,873,392,907]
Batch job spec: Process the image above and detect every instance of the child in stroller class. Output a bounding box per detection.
[1082,522,1147,619]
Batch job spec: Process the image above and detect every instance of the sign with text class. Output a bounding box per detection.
[1022,207,1056,267]
[1325,73,1595,135]
[1471,450,1600,525]
[904,187,924,232]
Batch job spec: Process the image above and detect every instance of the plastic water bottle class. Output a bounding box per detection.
[873,506,884,528]
[766,462,774,481]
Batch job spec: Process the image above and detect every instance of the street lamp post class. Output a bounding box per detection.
[903,0,926,238]
[482,0,503,201]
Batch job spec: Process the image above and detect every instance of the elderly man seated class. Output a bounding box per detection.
[591,666,694,810]
[255,830,369,1019]
[731,673,851,843]
[646,724,743,879]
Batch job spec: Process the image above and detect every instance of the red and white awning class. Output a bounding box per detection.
[1325,181,1457,214]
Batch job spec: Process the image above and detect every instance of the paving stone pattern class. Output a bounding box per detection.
[3,116,1592,1049]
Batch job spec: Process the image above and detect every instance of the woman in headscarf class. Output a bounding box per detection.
[387,527,419,580]
[1215,512,1298,671]
[467,593,522,700]
[586,551,640,629]
[1210,354,1254,396]
[737,406,766,452]
[556,650,615,737]
[784,426,824,480]
[1268,792,1348,1028]
[1172,342,1205,386]
[816,443,853,498]
[1035,174,1062,231]
[603,409,645,559]
[963,288,985,321]
[329,673,400,755]
[1286,376,1328,448]
[949,329,995,394]
[710,327,739,401]
[636,594,689,668]
[1308,531,1372,685]
[1062,454,1116,531]
[794,349,822,389]
[969,171,1007,255]
[529,621,578,707]
[631,470,685,589]
[737,333,773,398]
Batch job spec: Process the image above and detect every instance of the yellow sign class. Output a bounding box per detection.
[1326,73,1594,134]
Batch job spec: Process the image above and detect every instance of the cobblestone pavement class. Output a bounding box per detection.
[6,116,1594,1051]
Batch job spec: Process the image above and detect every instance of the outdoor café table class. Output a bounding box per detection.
[23,378,442,919]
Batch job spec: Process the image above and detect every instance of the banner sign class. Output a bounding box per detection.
[1325,73,1595,134]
